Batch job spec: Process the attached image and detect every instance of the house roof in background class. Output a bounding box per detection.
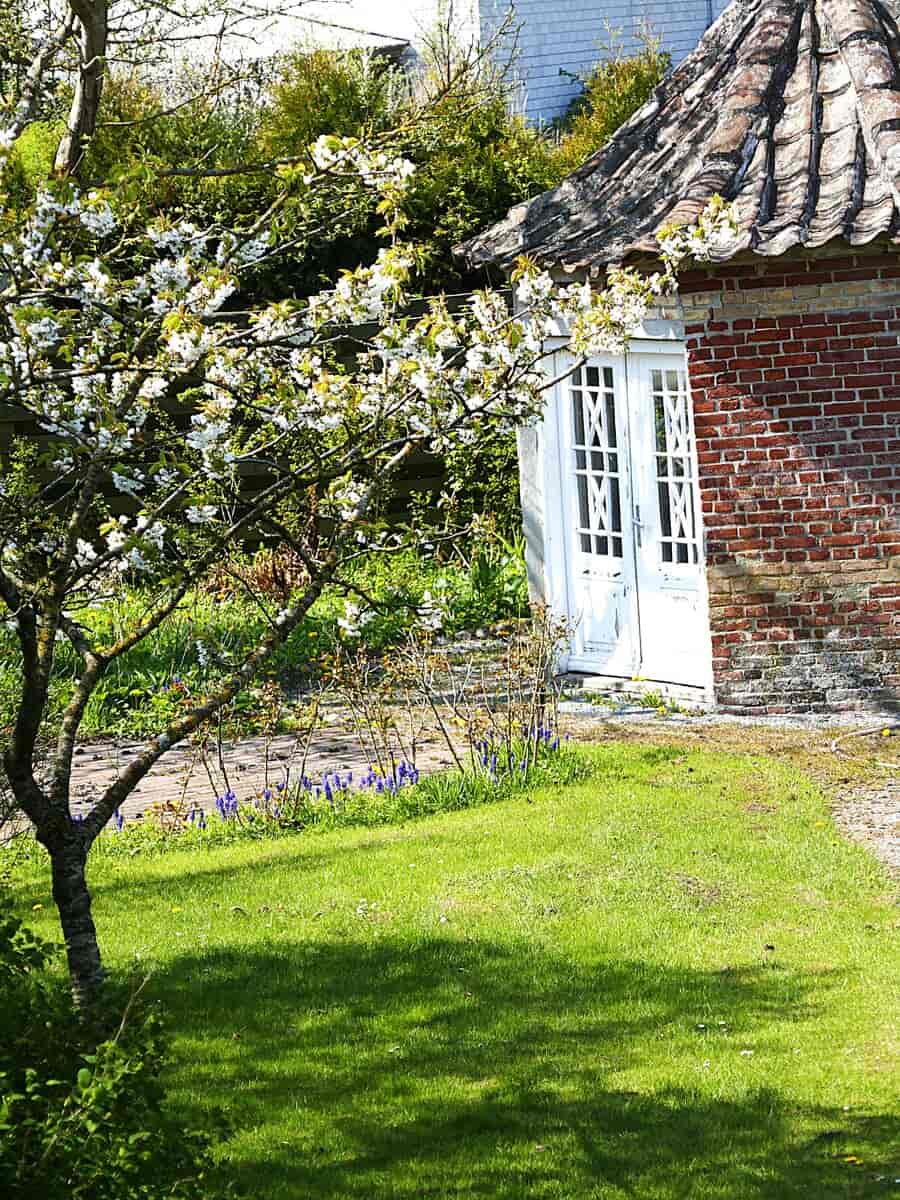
[460,0,900,271]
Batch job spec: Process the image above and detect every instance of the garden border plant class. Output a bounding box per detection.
[3,609,592,867]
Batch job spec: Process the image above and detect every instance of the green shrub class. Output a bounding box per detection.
[0,900,221,1199]
[438,419,523,541]
[553,32,670,174]
[436,533,529,630]
[0,545,528,739]
[400,91,559,288]
[254,50,560,293]
[259,47,408,155]
[79,73,261,224]
[0,122,63,208]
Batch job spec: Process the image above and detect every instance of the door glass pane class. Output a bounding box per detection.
[651,367,699,567]
[605,394,618,446]
[576,472,591,529]
[573,392,586,444]
[570,365,624,559]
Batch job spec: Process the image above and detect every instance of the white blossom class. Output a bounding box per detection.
[417,590,445,633]
[79,197,116,238]
[135,517,166,550]
[337,601,375,638]
[309,135,415,190]
[126,546,150,572]
[186,504,217,524]
[25,316,61,351]
[78,258,112,298]
[515,271,554,306]
[112,471,145,497]
[74,538,97,567]
[186,416,229,453]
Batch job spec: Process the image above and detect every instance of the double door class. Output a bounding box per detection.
[550,348,711,689]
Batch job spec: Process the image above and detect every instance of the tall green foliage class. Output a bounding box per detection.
[256,47,558,291]
[0,122,62,212]
[401,91,558,288]
[437,419,524,539]
[259,47,409,154]
[79,73,263,224]
[5,38,666,293]
[553,32,670,174]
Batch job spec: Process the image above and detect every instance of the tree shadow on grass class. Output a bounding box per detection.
[158,937,899,1199]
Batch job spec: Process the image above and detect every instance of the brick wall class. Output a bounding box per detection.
[677,249,900,714]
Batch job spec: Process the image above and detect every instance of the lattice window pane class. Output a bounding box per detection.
[651,367,699,566]
[570,365,623,559]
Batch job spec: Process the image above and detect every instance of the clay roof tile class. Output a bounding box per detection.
[459,0,900,271]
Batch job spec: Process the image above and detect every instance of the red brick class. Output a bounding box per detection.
[671,257,897,714]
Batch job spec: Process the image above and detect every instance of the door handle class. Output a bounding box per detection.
[632,505,644,547]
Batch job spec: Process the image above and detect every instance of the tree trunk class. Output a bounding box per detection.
[53,1,108,177]
[49,832,105,1010]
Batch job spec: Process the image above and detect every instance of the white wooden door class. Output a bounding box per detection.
[554,348,711,689]
[558,359,640,676]
[628,352,709,688]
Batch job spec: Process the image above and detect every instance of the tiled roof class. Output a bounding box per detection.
[460,0,900,271]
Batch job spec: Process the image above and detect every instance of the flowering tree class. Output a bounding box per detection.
[0,98,733,1006]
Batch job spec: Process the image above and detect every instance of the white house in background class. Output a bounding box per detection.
[255,1,731,124]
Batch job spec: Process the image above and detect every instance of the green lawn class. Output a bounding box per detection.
[11,744,900,1198]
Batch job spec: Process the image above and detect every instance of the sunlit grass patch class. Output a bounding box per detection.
[8,742,899,1199]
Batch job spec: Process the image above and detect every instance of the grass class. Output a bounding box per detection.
[7,742,900,1198]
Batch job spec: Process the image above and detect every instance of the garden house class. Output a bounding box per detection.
[461,0,900,714]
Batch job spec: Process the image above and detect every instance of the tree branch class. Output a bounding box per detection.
[81,438,417,841]
[5,11,77,141]
[54,0,109,177]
